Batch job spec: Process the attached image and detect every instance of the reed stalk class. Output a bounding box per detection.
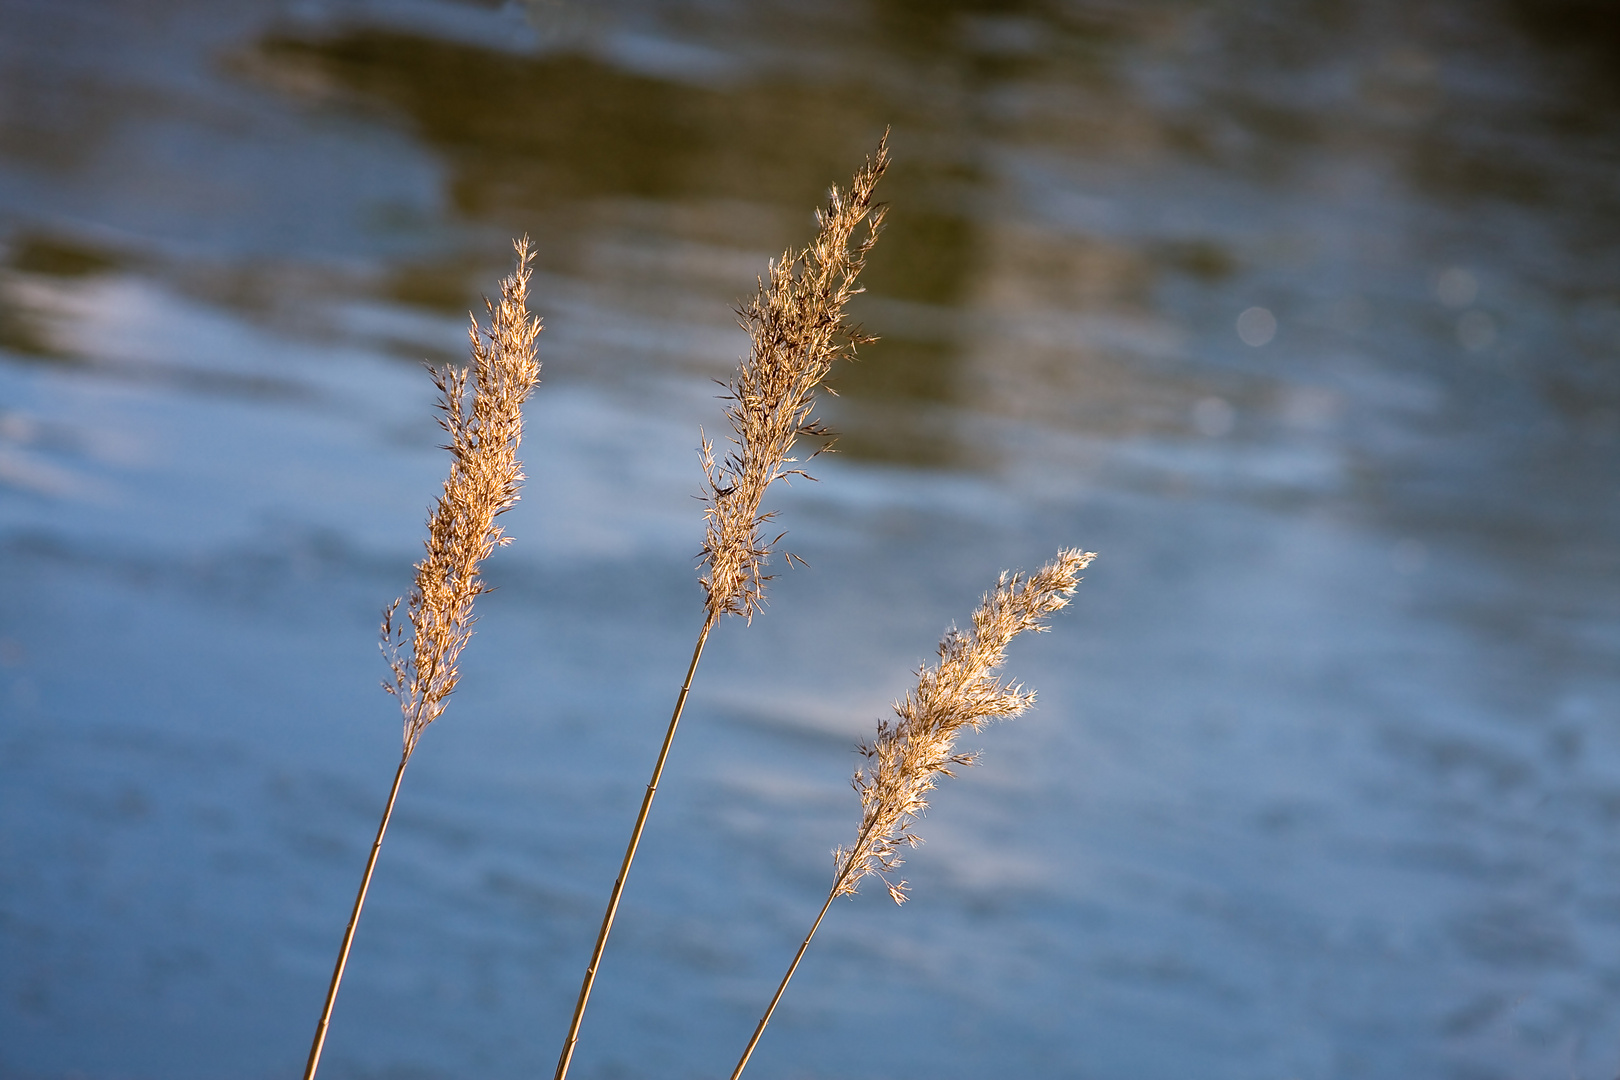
[302,239,542,1080]
[728,548,1095,1080]
[551,136,889,1080]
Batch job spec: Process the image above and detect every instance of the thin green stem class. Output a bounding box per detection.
[553,615,717,1080]
[303,748,413,1080]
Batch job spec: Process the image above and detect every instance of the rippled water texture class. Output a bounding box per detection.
[2,2,1618,1078]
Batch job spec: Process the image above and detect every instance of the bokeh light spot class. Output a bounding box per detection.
[1237,306,1277,346]
[1436,266,1479,308]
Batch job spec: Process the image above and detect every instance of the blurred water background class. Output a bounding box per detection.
[2,1,1618,1077]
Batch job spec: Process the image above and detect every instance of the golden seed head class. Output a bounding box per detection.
[833,548,1096,903]
[382,238,543,754]
[698,135,890,622]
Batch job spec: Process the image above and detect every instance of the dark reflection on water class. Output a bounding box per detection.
[2,1,1619,1079]
[245,20,987,464]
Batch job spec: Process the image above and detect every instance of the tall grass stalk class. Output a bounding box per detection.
[302,239,542,1080]
[728,548,1095,1080]
[551,137,889,1080]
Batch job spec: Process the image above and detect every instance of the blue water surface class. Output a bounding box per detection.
[2,2,1618,1078]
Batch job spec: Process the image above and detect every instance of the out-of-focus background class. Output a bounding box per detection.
[1,1,1617,1077]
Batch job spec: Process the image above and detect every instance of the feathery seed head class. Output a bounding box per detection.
[698,135,890,621]
[382,238,542,755]
[833,548,1095,903]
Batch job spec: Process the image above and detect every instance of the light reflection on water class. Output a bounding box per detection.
[1,1,1618,1078]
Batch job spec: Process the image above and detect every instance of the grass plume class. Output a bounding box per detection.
[728,548,1096,1080]
[552,137,889,1080]
[836,547,1096,903]
[303,238,541,1080]
[382,238,544,754]
[698,133,889,620]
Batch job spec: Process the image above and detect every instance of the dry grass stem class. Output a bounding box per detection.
[552,140,889,1080]
[304,239,541,1080]
[699,134,889,621]
[383,237,544,755]
[728,548,1095,1080]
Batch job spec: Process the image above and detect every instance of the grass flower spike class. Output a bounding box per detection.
[383,238,544,753]
[699,134,889,620]
[837,547,1096,904]
[552,138,888,1080]
[303,239,541,1080]
[729,548,1096,1079]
